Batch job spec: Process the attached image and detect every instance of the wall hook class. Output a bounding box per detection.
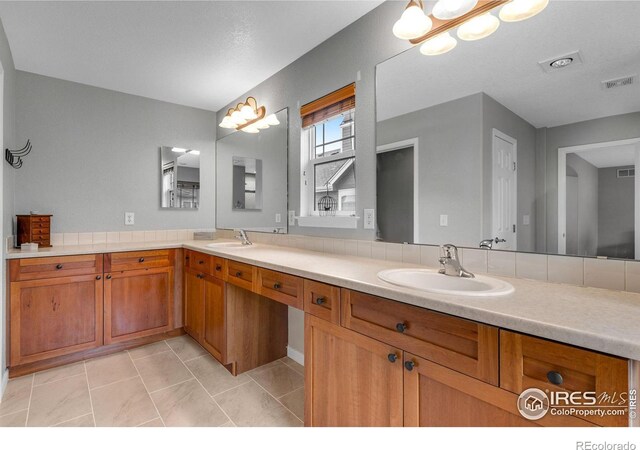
[5,139,32,169]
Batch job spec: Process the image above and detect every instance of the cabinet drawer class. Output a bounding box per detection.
[304,280,340,323]
[341,289,499,385]
[500,330,628,427]
[10,254,103,281]
[106,250,173,272]
[210,256,226,280]
[257,268,303,309]
[185,250,212,274]
[226,260,256,291]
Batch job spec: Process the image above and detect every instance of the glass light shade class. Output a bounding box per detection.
[457,13,500,41]
[240,104,258,120]
[240,125,259,133]
[419,32,457,56]
[255,119,270,130]
[393,3,432,40]
[230,110,246,125]
[499,0,549,22]
[265,114,280,126]
[432,0,478,20]
[171,147,187,153]
[219,116,236,128]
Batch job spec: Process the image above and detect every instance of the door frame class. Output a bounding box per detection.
[376,138,419,244]
[557,137,640,255]
[491,129,518,251]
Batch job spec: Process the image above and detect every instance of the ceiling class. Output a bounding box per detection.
[0,1,382,112]
[177,151,200,169]
[377,1,640,127]
[574,143,638,169]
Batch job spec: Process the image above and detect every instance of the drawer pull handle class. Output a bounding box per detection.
[546,371,564,386]
[315,297,326,305]
[199,260,204,265]
[56,264,63,270]
[396,322,408,333]
[106,274,112,280]
[215,265,222,271]
[139,257,145,263]
[236,271,242,277]
[404,361,415,371]
[96,275,102,280]
[185,256,190,260]
[273,283,282,289]
[387,353,398,363]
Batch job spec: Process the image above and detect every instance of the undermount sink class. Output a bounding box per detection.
[206,241,255,249]
[377,268,514,297]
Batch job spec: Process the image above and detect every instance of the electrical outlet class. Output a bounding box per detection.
[288,210,296,226]
[439,214,448,227]
[364,209,375,229]
[523,215,530,226]
[124,212,135,226]
[275,213,281,223]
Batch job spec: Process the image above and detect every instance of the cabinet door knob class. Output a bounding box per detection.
[96,275,102,280]
[215,265,222,271]
[547,371,564,385]
[396,322,408,333]
[139,257,145,263]
[106,274,112,280]
[273,283,281,289]
[387,353,398,363]
[236,271,242,277]
[185,256,190,260]
[404,360,415,371]
[56,264,63,270]
[199,260,204,265]
[315,297,326,305]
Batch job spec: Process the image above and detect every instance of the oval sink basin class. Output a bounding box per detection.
[377,268,514,297]
[206,241,255,249]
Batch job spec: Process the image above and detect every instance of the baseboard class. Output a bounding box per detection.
[287,345,304,366]
[0,368,8,403]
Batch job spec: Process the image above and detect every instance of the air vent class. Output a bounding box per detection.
[617,168,635,178]
[602,75,638,90]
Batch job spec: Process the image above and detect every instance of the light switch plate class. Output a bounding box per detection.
[440,214,448,227]
[124,212,135,226]
[364,209,375,229]
[523,215,530,225]
[275,213,281,223]
[288,210,296,226]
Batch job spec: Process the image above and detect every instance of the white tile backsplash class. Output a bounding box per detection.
[344,240,358,256]
[515,253,548,281]
[488,251,516,277]
[63,233,79,246]
[50,233,64,246]
[420,245,440,268]
[548,255,584,286]
[371,242,386,260]
[385,243,403,262]
[78,232,92,245]
[132,231,146,242]
[402,244,421,264]
[626,261,640,293]
[166,230,178,241]
[119,231,133,243]
[106,232,120,244]
[92,232,107,244]
[155,230,167,242]
[584,258,625,291]
[357,241,372,258]
[461,248,488,273]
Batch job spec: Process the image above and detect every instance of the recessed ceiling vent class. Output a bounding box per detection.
[539,51,583,74]
[602,75,638,90]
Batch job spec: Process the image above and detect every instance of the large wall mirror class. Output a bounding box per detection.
[216,108,288,233]
[376,1,640,260]
[160,146,200,209]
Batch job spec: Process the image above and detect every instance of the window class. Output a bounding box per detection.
[300,84,356,223]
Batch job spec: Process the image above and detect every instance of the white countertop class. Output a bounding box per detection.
[8,240,640,361]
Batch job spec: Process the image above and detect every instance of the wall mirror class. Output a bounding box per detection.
[216,108,288,233]
[375,1,640,260]
[160,146,200,209]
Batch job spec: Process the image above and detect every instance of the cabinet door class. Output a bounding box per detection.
[305,314,403,427]
[403,353,594,427]
[10,274,103,366]
[202,274,226,361]
[184,269,204,342]
[104,267,173,344]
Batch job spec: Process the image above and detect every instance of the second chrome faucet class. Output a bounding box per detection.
[438,244,474,278]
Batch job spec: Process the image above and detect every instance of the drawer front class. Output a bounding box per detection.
[500,330,629,427]
[226,260,255,291]
[341,289,499,385]
[257,268,303,309]
[107,250,173,272]
[304,279,340,323]
[185,250,212,274]
[10,254,103,281]
[211,256,227,280]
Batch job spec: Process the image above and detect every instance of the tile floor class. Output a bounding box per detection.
[0,335,304,427]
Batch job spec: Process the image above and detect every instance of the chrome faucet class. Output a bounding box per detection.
[479,237,506,250]
[235,229,252,246]
[438,244,474,278]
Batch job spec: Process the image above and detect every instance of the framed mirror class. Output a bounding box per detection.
[216,108,288,233]
[160,146,200,209]
[375,1,640,260]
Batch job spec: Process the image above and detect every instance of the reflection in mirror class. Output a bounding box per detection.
[216,108,288,233]
[376,1,640,259]
[160,146,200,209]
[232,157,263,210]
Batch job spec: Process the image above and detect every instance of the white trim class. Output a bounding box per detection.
[635,146,640,260]
[296,215,359,229]
[376,138,419,243]
[558,137,640,255]
[491,129,518,251]
[1,368,7,402]
[287,346,304,366]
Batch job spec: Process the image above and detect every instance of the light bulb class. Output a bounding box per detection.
[457,13,500,41]
[240,104,257,120]
[392,2,432,40]
[265,114,280,126]
[499,0,549,22]
[419,32,457,56]
[171,147,187,153]
[432,0,478,20]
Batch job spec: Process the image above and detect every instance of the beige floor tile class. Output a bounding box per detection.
[186,354,250,396]
[86,352,138,389]
[215,381,302,427]
[246,359,285,376]
[138,418,164,427]
[279,357,304,376]
[0,375,33,417]
[166,335,207,361]
[27,374,91,427]
[34,362,85,386]
[128,341,171,360]
[278,387,304,420]
[0,409,27,427]
[91,377,158,427]
[151,379,228,427]
[54,413,95,427]
[250,363,304,398]
[134,351,192,392]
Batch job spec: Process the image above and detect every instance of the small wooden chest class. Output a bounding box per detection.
[17,215,52,248]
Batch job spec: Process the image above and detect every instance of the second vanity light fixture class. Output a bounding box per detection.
[218,96,280,133]
[393,0,549,56]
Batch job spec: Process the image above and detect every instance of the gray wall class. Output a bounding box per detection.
[14,71,217,233]
[177,167,200,183]
[566,153,599,256]
[598,166,635,258]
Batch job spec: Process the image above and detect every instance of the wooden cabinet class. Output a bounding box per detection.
[10,254,103,282]
[10,274,103,366]
[257,268,303,309]
[202,274,226,361]
[226,260,256,291]
[184,269,205,342]
[303,279,341,324]
[305,313,404,427]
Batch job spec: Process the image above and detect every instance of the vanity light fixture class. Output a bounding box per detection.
[394,0,548,56]
[219,97,278,133]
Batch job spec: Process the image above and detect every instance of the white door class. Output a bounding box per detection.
[492,130,517,250]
